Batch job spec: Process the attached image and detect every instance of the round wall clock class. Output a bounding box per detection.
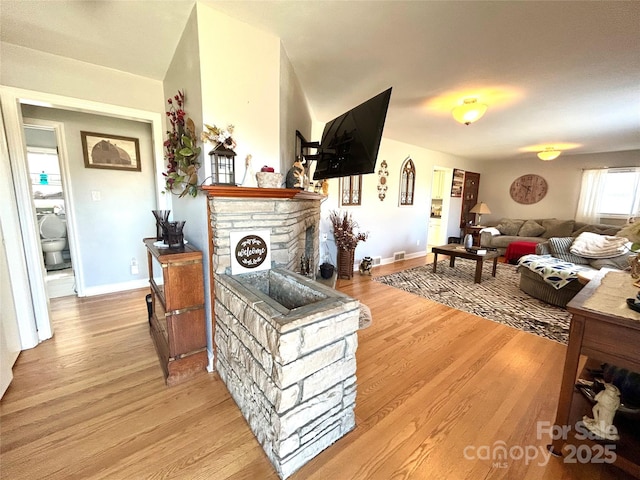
[509,174,548,204]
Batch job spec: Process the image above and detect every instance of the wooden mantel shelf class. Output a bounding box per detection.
[201,185,325,201]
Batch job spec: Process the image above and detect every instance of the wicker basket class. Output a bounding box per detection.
[337,248,355,280]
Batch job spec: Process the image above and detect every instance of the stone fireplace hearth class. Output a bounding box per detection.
[215,269,359,479]
[205,187,360,479]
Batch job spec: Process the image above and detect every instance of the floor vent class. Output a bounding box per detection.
[372,256,382,266]
[394,251,406,261]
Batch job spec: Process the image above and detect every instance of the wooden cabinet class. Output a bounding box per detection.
[432,170,445,199]
[550,269,640,477]
[144,238,207,386]
[460,171,480,228]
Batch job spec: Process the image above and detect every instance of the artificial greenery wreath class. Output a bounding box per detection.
[163,90,202,197]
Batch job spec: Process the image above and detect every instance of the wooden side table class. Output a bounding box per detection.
[144,238,207,386]
[549,269,640,477]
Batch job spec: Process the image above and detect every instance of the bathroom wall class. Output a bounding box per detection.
[21,105,156,294]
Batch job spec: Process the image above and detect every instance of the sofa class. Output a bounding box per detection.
[479,218,622,255]
[516,234,632,307]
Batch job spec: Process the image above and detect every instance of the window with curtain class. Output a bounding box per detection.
[341,175,362,206]
[400,157,415,206]
[576,167,640,223]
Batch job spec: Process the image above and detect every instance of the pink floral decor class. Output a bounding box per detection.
[163,90,202,198]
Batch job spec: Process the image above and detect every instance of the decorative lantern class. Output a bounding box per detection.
[208,145,236,185]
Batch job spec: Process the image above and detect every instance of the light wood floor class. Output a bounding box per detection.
[1,256,635,479]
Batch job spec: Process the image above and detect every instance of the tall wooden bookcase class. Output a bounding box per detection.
[460,171,481,228]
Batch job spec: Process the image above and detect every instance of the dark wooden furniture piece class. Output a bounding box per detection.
[431,244,500,284]
[460,171,480,228]
[549,269,640,478]
[144,238,207,386]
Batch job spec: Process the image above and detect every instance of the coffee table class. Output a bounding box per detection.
[431,244,500,284]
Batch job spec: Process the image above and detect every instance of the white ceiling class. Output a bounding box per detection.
[2,0,639,161]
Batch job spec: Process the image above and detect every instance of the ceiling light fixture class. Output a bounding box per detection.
[451,98,488,125]
[537,147,561,161]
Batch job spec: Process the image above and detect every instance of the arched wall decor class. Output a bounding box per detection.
[400,157,415,206]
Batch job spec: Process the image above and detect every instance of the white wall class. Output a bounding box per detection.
[279,43,313,173]
[478,150,640,225]
[0,43,164,113]
[163,6,206,251]
[318,136,479,266]
[22,105,156,292]
[162,5,215,368]
[197,3,281,173]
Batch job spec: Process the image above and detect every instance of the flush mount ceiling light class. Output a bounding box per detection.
[451,98,488,125]
[537,147,561,161]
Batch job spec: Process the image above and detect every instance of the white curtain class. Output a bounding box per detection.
[575,168,607,223]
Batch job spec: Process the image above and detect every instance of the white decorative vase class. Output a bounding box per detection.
[464,234,473,249]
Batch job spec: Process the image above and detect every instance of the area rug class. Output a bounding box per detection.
[374,260,571,344]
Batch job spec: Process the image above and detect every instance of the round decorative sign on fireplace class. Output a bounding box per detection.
[235,234,268,269]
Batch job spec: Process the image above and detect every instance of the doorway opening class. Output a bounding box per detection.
[427,167,454,250]
[24,125,76,298]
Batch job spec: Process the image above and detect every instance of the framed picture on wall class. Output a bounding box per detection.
[451,168,465,197]
[81,131,141,171]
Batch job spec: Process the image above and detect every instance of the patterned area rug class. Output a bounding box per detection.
[374,260,571,344]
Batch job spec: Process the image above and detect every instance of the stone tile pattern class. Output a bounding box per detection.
[209,197,321,275]
[215,272,360,479]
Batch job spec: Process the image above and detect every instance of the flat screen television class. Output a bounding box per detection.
[312,87,392,180]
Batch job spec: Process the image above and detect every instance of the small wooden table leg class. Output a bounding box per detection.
[549,315,586,455]
[433,253,438,273]
[474,259,483,283]
[491,256,498,277]
[449,256,456,268]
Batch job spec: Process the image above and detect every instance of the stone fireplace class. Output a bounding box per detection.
[205,187,359,479]
[207,188,321,275]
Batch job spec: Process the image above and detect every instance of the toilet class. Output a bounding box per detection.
[39,214,67,266]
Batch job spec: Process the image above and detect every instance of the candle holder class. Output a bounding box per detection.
[163,220,186,249]
[151,210,170,241]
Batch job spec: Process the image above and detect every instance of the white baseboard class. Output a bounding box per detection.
[80,279,149,297]
[207,348,215,372]
[379,251,427,265]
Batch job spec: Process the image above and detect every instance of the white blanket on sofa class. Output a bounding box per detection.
[569,232,628,258]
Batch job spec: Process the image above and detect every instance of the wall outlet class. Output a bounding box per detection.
[130,257,139,275]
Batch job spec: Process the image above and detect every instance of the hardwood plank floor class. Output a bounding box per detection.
[1,256,635,479]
